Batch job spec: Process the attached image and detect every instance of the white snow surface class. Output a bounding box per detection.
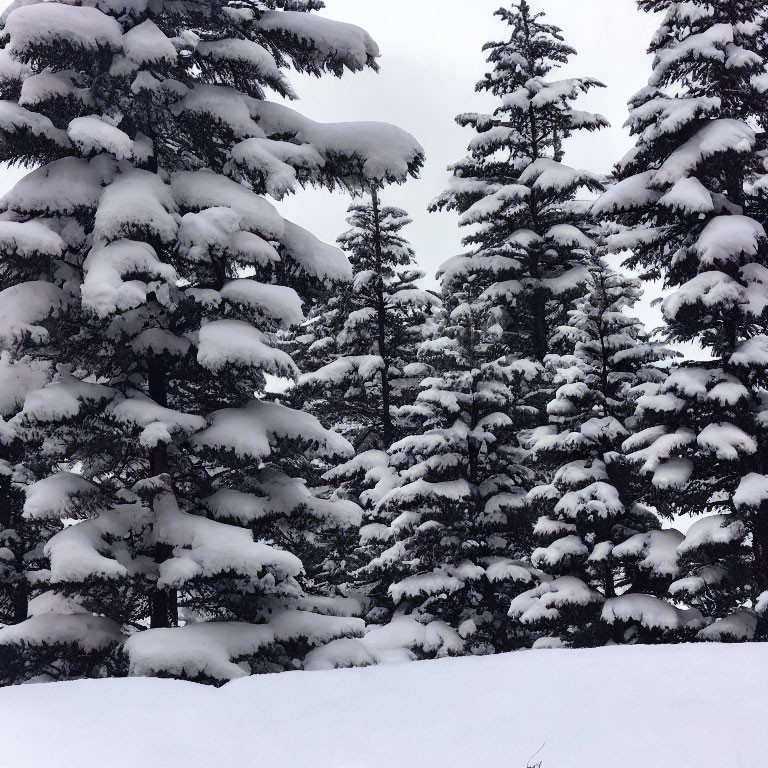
[1,644,765,768]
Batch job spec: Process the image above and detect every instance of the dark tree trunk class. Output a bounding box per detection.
[371,187,393,445]
[147,355,177,629]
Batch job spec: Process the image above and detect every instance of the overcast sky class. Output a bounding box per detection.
[276,0,663,291]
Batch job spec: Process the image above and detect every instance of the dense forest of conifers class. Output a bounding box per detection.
[0,0,767,684]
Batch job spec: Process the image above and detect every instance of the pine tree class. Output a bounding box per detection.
[292,194,438,453]
[362,274,546,654]
[430,0,608,370]
[514,253,684,646]
[403,0,609,651]
[0,0,423,683]
[286,196,437,613]
[593,0,768,641]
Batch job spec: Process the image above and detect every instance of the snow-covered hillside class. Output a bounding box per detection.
[0,644,765,768]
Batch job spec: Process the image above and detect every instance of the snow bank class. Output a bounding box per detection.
[1,644,765,768]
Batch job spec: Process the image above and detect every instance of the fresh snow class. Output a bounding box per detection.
[2,645,764,767]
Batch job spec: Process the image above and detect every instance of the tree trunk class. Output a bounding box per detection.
[371,188,393,445]
[147,355,177,629]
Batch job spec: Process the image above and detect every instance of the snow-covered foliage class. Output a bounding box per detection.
[0,0,423,683]
[595,0,768,627]
[430,0,607,366]
[354,256,549,650]
[520,256,677,644]
[292,197,437,451]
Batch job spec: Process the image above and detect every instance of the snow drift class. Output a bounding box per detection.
[0,643,765,768]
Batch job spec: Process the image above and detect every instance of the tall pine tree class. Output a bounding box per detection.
[0,0,423,683]
[292,194,438,453]
[515,253,684,646]
[593,0,768,641]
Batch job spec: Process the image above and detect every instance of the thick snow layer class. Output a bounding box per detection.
[4,4,123,53]
[191,400,353,461]
[0,280,67,347]
[254,11,379,72]
[3,645,764,768]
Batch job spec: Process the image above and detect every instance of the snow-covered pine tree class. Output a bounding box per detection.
[357,265,548,654]
[287,195,438,611]
[514,253,685,646]
[0,0,423,683]
[292,195,438,452]
[389,0,606,652]
[430,0,607,372]
[593,0,768,642]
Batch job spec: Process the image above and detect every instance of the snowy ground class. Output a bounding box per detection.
[0,644,765,768]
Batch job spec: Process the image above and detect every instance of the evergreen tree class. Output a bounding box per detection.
[293,194,438,452]
[287,196,436,611]
[362,274,546,653]
[593,0,768,641]
[0,0,423,683]
[389,0,608,651]
[430,0,608,369]
[515,254,682,646]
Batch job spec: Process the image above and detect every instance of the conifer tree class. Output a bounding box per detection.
[514,254,681,646]
[593,0,768,641]
[361,274,546,653]
[0,0,423,683]
[287,195,437,612]
[292,195,438,452]
[383,0,608,651]
[430,0,608,370]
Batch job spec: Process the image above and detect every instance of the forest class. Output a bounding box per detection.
[0,0,766,699]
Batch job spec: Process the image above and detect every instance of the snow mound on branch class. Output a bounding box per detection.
[0,220,65,258]
[602,594,704,631]
[4,3,123,53]
[694,215,765,266]
[82,240,177,317]
[124,611,365,682]
[1,645,766,767]
[21,373,114,423]
[171,171,284,240]
[592,171,661,214]
[612,529,683,578]
[0,612,122,653]
[282,219,351,282]
[23,472,99,520]
[677,514,746,555]
[653,119,755,185]
[255,10,379,72]
[0,101,70,147]
[152,493,302,588]
[67,115,134,160]
[698,610,758,642]
[299,355,383,388]
[0,280,67,347]
[249,100,424,186]
[122,19,176,65]
[509,576,602,624]
[2,156,105,214]
[220,280,304,328]
[733,472,768,510]
[365,616,463,658]
[303,638,380,671]
[94,170,177,245]
[196,320,297,377]
[191,400,353,461]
